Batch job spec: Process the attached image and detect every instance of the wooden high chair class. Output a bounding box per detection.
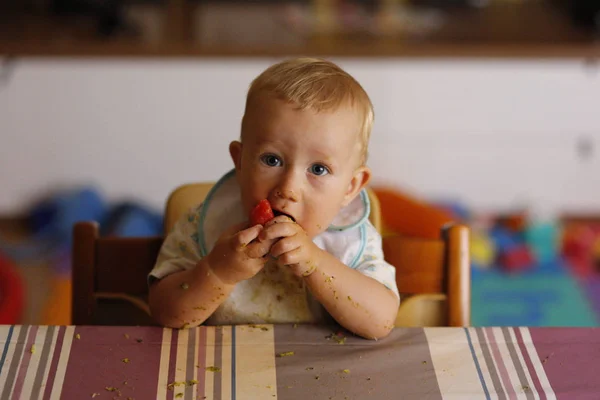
[72,183,470,327]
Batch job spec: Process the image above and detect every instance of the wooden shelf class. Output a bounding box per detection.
[1,2,599,59]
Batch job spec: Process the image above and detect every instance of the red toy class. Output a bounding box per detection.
[0,254,24,324]
[499,245,535,273]
[250,199,274,226]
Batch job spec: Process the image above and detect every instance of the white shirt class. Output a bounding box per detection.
[150,169,399,325]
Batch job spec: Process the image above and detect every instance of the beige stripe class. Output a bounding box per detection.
[204,327,215,400]
[192,328,199,400]
[48,325,75,400]
[0,326,21,396]
[174,328,189,397]
[492,327,528,399]
[36,326,58,400]
[220,326,232,400]
[468,328,501,400]
[507,328,541,400]
[19,326,46,400]
[156,328,173,400]
[235,325,277,399]
[518,328,556,400]
[424,327,487,399]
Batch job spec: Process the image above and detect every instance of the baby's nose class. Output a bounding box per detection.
[275,189,298,202]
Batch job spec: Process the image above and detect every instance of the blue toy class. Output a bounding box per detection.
[0,187,107,260]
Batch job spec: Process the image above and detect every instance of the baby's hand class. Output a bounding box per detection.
[259,217,324,277]
[206,222,272,285]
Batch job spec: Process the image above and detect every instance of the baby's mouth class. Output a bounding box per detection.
[273,209,295,222]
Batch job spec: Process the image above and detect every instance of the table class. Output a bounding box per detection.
[1,324,599,399]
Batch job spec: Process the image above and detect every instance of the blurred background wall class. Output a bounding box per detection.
[1,58,598,215]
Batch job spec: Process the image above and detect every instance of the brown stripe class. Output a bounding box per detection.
[166,329,180,400]
[0,326,29,400]
[11,325,38,399]
[185,328,197,400]
[274,324,442,400]
[213,327,223,400]
[502,328,535,400]
[31,326,56,399]
[42,326,66,400]
[476,327,507,400]
[514,328,546,400]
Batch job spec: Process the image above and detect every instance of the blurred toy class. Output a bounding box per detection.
[489,226,519,254]
[470,231,496,269]
[594,238,600,272]
[434,200,471,222]
[101,202,163,237]
[499,245,535,273]
[373,187,454,240]
[496,211,528,233]
[562,222,600,277]
[562,224,595,260]
[0,187,107,261]
[0,253,24,324]
[525,221,560,264]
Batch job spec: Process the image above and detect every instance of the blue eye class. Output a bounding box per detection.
[310,164,329,176]
[261,154,282,167]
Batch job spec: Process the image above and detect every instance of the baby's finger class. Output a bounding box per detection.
[276,247,304,266]
[234,224,263,247]
[264,215,294,228]
[270,236,301,259]
[259,221,298,242]
[245,239,272,259]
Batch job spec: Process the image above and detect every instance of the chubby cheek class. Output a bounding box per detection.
[239,175,270,215]
[302,205,337,238]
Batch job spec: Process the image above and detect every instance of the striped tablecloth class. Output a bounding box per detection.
[1,324,599,399]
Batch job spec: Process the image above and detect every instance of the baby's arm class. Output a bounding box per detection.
[149,258,235,329]
[149,217,273,328]
[261,219,399,339]
[303,252,398,339]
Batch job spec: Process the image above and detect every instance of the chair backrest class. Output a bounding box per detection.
[164,182,383,234]
[164,182,214,233]
[72,221,163,325]
[383,224,470,327]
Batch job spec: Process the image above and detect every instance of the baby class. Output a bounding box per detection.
[149,58,399,339]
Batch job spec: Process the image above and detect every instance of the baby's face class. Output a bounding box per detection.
[231,95,369,238]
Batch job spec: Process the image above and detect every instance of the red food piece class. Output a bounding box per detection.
[250,199,274,226]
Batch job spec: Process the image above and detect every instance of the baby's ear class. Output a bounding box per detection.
[343,166,371,207]
[229,141,243,171]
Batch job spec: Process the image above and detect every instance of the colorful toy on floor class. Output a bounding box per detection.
[101,202,163,237]
[496,211,528,233]
[0,253,24,324]
[470,231,496,269]
[489,226,519,254]
[499,244,536,273]
[561,223,598,278]
[594,238,600,271]
[525,221,560,264]
[0,187,107,261]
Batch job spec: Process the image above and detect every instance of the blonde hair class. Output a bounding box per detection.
[243,57,374,164]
